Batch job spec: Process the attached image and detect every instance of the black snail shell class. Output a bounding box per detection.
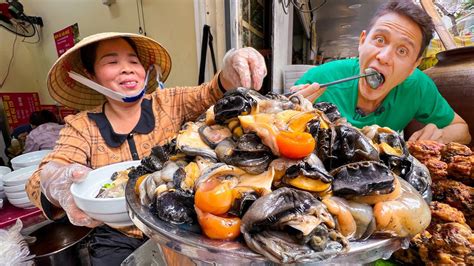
[152,189,196,224]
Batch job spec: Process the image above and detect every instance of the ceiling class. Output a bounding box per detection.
[309,0,386,58]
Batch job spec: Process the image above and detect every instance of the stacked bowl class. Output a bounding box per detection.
[2,165,37,208]
[0,166,12,200]
[11,150,52,170]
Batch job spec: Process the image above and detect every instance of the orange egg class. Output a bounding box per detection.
[195,178,233,215]
[276,131,316,159]
[195,206,241,240]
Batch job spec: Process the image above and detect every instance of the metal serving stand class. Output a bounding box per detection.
[125,177,404,265]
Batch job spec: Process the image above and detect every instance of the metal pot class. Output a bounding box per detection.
[405,46,474,146]
[424,46,474,146]
[28,222,92,266]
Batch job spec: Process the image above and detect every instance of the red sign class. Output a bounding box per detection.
[54,23,79,57]
[41,104,77,122]
[40,104,58,112]
[0,93,40,132]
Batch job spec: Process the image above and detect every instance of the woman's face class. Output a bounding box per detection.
[91,38,146,96]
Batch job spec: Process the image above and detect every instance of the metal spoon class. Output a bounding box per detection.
[318,67,384,89]
[285,68,384,97]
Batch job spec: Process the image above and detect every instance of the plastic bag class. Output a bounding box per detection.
[0,219,34,266]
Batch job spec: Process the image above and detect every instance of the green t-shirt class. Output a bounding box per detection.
[295,58,454,132]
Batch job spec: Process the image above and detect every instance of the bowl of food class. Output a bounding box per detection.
[11,150,52,170]
[71,160,141,227]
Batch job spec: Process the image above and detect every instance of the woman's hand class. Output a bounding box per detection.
[220,47,267,91]
[40,162,102,228]
[289,83,326,103]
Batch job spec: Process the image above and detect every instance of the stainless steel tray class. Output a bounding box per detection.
[126,177,403,265]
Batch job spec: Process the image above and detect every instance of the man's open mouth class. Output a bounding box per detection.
[364,68,385,89]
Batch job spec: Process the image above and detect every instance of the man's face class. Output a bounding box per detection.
[358,12,423,102]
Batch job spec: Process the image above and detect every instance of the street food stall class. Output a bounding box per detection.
[0,0,473,265]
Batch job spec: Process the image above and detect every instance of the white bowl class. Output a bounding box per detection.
[8,196,31,205]
[86,211,133,227]
[0,191,5,199]
[11,201,35,209]
[11,150,51,170]
[5,190,27,199]
[3,183,25,193]
[71,160,140,225]
[2,165,37,187]
[0,166,12,177]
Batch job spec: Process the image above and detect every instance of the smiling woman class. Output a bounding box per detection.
[25,31,267,265]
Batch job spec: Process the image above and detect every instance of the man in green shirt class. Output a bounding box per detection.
[292,0,471,144]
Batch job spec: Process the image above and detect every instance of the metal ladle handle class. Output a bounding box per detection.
[318,72,377,88]
[284,69,382,97]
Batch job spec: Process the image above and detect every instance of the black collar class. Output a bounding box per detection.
[87,99,155,148]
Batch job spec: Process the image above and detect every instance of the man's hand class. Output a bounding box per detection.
[408,123,444,142]
[290,83,326,103]
[40,162,102,228]
[220,47,267,91]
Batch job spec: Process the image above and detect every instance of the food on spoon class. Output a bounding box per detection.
[364,67,385,89]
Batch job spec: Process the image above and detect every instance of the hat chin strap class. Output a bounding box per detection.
[68,65,158,103]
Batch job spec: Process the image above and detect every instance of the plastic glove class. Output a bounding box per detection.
[40,162,102,228]
[220,47,267,91]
